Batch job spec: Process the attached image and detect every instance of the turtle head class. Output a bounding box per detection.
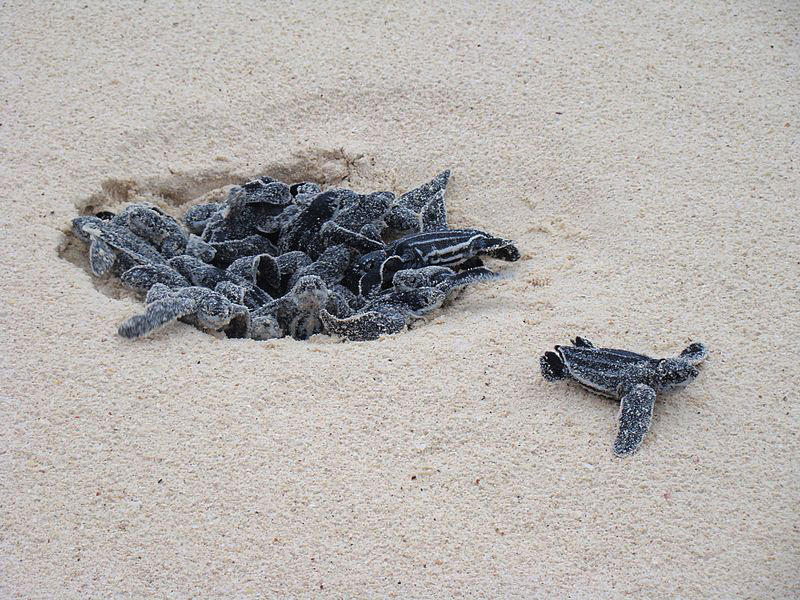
[291,276,329,311]
[654,358,699,392]
[197,292,235,330]
[679,342,708,365]
[352,250,387,276]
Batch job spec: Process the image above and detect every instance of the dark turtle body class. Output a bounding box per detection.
[321,265,501,341]
[251,275,351,340]
[277,190,345,257]
[112,204,189,258]
[199,177,292,243]
[72,216,168,276]
[541,337,707,456]
[358,228,520,296]
[168,255,273,310]
[319,191,392,253]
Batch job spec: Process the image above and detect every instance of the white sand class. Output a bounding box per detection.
[2,2,798,597]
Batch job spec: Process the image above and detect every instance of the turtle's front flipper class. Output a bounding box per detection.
[540,351,567,381]
[441,267,500,291]
[250,314,282,341]
[224,305,251,339]
[320,308,406,341]
[571,336,594,348]
[419,188,447,232]
[118,297,197,339]
[613,384,656,457]
[680,342,707,365]
[88,237,116,276]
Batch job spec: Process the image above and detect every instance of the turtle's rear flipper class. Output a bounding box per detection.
[540,351,567,381]
[680,342,708,365]
[419,188,448,232]
[613,384,656,457]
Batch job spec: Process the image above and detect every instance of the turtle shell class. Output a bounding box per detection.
[557,345,657,397]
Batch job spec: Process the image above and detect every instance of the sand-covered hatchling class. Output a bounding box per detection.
[320,265,500,341]
[72,215,168,276]
[118,283,250,339]
[540,337,708,456]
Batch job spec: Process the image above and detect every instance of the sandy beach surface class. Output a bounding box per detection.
[2,2,798,597]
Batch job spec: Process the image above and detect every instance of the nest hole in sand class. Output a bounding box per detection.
[58,149,521,342]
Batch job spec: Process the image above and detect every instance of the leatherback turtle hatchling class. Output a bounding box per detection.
[540,337,707,456]
[357,228,520,296]
[72,215,167,276]
[321,265,500,341]
[250,275,351,340]
[118,283,250,339]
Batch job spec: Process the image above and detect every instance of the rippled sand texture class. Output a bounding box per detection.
[2,2,798,597]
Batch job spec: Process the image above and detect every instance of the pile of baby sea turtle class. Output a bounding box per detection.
[71,170,520,341]
[70,168,709,457]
